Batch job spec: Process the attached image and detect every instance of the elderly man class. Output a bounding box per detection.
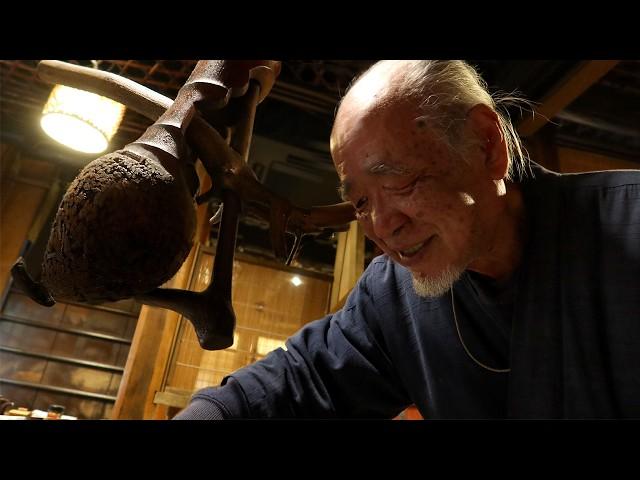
[176,60,640,419]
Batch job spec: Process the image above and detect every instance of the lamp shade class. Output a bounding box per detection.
[40,84,126,154]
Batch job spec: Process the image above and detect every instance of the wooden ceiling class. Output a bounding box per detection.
[1,59,638,165]
[0,60,371,160]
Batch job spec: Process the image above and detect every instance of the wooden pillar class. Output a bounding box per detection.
[112,162,211,419]
[330,220,365,312]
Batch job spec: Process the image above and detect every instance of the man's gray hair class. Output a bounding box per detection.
[350,60,530,181]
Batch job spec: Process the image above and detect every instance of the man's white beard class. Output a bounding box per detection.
[411,265,464,298]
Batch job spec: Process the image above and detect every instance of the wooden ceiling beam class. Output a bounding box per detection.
[517,60,620,137]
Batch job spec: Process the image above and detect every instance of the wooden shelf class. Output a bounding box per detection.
[153,389,191,409]
[0,378,117,402]
[0,345,125,374]
[1,313,132,344]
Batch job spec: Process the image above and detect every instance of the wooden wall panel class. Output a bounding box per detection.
[157,249,333,412]
[0,383,38,409]
[1,284,137,418]
[0,321,57,353]
[4,292,67,325]
[50,332,126,365]
[40,362,115,394]
[300,274,332,322]
[62,305,133,339]
[0,145,58,294]
[0,351,47,383]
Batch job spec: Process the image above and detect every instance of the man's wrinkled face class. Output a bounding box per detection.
[331,97,495,293]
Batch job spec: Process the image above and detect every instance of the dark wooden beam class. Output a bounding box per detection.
[518,60,619,137]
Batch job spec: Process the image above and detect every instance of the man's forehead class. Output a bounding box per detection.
[332,97,379,144]
[332,64,403,144]
[331,96,398,161]
[333,95,420,155]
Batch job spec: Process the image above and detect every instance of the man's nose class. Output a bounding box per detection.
[370,201,407,240]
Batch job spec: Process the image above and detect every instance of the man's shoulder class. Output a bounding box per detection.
[364,254,407,282]
[523,161,640,193]
[356,255,412,299]
[361,254,398,288]
[359,255,441,306]
[557,168,640,191]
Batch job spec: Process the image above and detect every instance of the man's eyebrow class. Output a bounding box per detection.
[338,162,412,201]
[368,162,412,176]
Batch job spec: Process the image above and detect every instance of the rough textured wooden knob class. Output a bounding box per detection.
[41,149,196,303]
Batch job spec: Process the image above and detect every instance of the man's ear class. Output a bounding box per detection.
[466,104,509,180]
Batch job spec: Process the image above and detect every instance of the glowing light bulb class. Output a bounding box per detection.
[41,84,125,154]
